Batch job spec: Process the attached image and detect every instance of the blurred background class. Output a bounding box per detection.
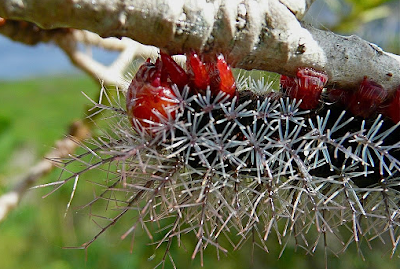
[0,0,399,268]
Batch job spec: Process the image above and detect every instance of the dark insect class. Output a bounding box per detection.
[52,51,400,264]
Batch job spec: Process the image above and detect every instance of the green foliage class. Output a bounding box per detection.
[0,76,97,157]
[328,0,395,32]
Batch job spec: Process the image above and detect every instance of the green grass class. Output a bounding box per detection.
[0,76,97,175]
[0,75,144,268]
[0,75,399,269]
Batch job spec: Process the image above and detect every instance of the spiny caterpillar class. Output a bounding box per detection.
[55,51,400,266]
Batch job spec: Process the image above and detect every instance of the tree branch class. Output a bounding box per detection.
[0,19,161,88]
[0,0,399,92]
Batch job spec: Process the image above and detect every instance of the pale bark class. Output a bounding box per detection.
[0,19,158,88]
[0,0,399,92]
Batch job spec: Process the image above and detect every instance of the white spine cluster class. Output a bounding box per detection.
[51,75,400,265]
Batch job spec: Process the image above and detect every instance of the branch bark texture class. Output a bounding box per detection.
[0,0,399,91]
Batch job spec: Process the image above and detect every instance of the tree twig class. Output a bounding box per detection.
[0,19,161,88]
[0,0,399,92]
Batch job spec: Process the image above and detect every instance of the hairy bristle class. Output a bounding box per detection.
[49,73,400,266]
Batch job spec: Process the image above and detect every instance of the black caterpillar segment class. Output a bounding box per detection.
[53,86,400,264]
[158,89,400,188]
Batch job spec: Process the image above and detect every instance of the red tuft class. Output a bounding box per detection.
[348,77,387,118]
[186,52,236,98]
[212,54,236,98]
[280,68,328,110]
[160,52,189,89]
[126,51,237,132]
[186,51,210,93]
[126,59,177,130]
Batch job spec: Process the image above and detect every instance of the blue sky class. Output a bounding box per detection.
[0,35,119,80]
[0,35,77,80]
